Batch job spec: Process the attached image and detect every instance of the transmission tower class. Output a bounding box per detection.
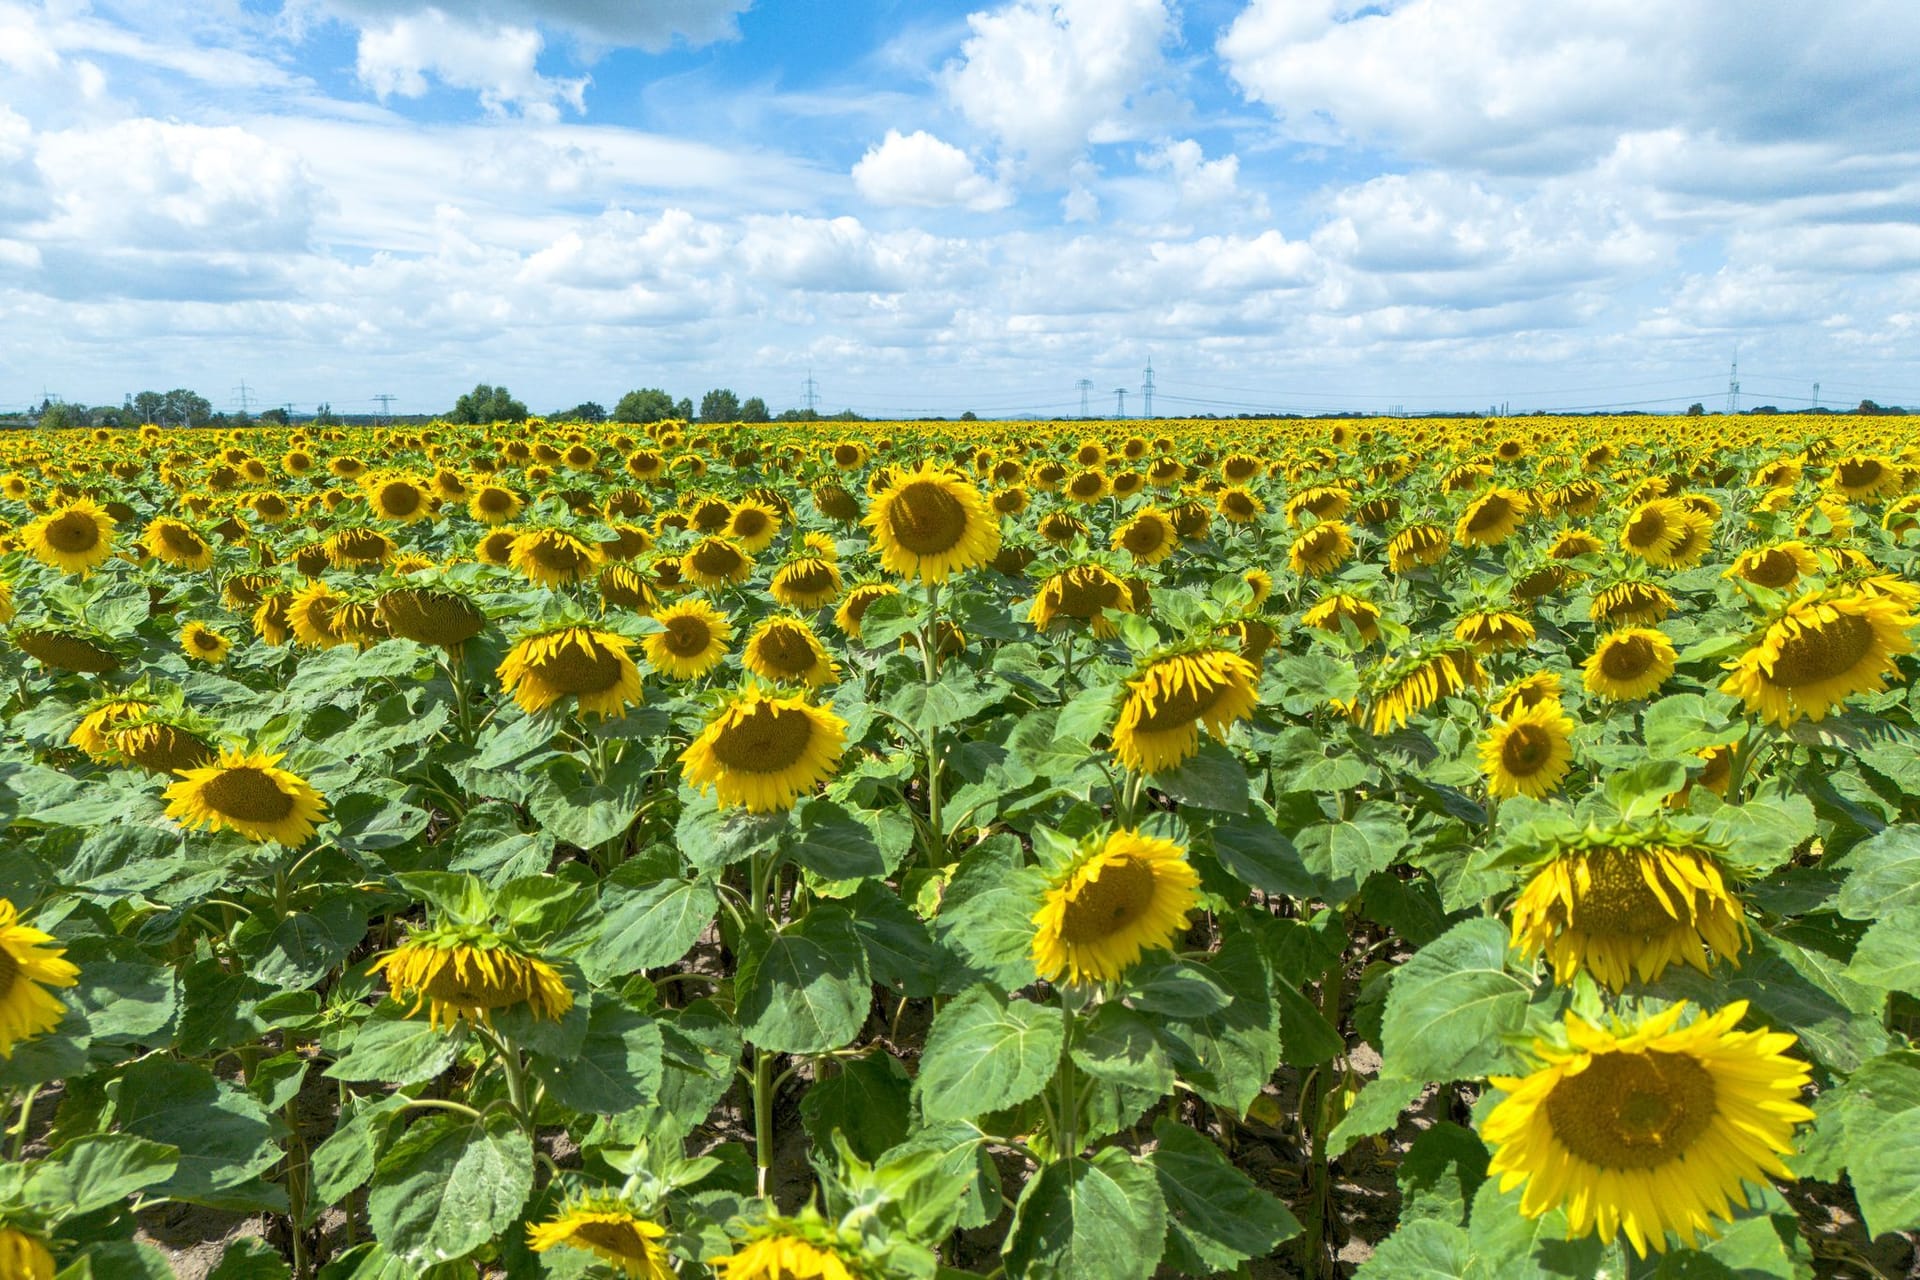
[233,381,253,414]
[1076,379,1093,416]
[1114,388,1127,417]
[1141,357,1154,417]
[372,393,397,424]
[803,371,819,414]
[1812,382,1820,411]
[1725,349,1740,415]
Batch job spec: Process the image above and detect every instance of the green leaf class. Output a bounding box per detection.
[1209,812,1315,898]
[1602,759,1688,821]
[366,1111,533,1267]
[1293,801,1410,904]
[1396,1122,1488,1228]
[530,1000,663,1114]
[325,1008,462,1086]
[886,665,1002,735]
[447,802,553,885]
[785,799,893,880]
[1798,1052,1920,1238]
[1849,906,1920,995]
[55,1240,177,1279]
[1641,694,1744,759]
[1071,1005,1174,1095]
[307,1096,408,1219]
[207,1238,294,1280]
[581,875,718,982]
[1704,788,1816,874]
[111,1059,285,1210]
[1837,824,1920,920]
[1156,925,1281,1113]
[1150,1119,1300,1273]
[652,1000,740,1143]
[675,796,786,874]
[527,752,648,849]
[1003,1148,1166,1280]
[935,836,1045,990]
[1355,1219,1471,1279]
[844,880,943,998]
[242,896,369,990]
[736,907,871,1053]
[1274,980,1346,1067]
[1382,918,1531,1082]
[1151,740,1249,813]
[1643,1188,1808,1279]
[800,1052,913,1162]
[915,987,1065,1123]
[25,1133,178,1217]
[62,936,177,1043]
[1327,1075,1423,1159]
[1461,1177,1606,1280]
[1121,954,1232,1017]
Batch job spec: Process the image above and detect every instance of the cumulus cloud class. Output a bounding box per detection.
[851,130,1011,211]
[942,0,1177,168]
[355,10,588,119]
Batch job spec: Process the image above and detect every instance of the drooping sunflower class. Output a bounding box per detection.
[1109,648,1260,773]
[371,925,572,1030]
[1489,671,1562,720]
[14,627,120,674]
[1365,645,1487,734]
[864,463,999,583]
[710,1222,862,1280]
[1286,484,1351,526]
[680,686,848,812]
[287,580,346,650]
[644,598,733,679]
[497,625,643,718]
[1288,520,1355,578]
[510,527,602,588]
[833,582,899,642]
[1510,828,1747,989]
[0,898,80,1058]
[769,556,844,610]
[142,516,215,570]
[378,588,487,648]
[1386,523,1451,573]
[164,747,329,846]
[528,1199,674,1279]
[1037,511,1087,547]
[679,536,753,590]
[110,717,217,775]
[70,697,157,759]
[1720,588,1916,725]
[743,615,839,689]
[179,621,232,665]
[1454,609,1536,654]
[1112,507,1178,565]
[1480,701,1575,799]
[1725,541,1819,591]
[1031,829,1200,985]
[1456,487,1529,546]
[252,593,292,647]
[1027,563,1133,635]
[1302,591,1381,644]
[1584,627,1676,702]
[1590,580,1676,629]
[24,498,116,574]
[325,527,395,570]
[1482,1001,1812,1256]
[1549,529,1606,560]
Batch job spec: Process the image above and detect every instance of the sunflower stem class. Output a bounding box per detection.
[9,1084,39,1161]
[753,1044,776,1199]
[921,582,945,863]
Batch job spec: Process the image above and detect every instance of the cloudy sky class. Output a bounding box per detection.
[4,0,1919,419]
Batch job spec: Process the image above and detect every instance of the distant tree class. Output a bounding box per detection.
[259,407,290,426]
[36,402,81,430]
[699,389,741,423]
[960,410,979,421]
[1857,399,1884,414]
[161,389,214,427]
[314,403,341,426]
[612,388,676,424]
[777,408,820,423]
[131,390,166,423]
[554,401,607,422]
[448,384,529,424]
[739,397,770,423]
[674,397,693,421]
[1685,403,1705,416]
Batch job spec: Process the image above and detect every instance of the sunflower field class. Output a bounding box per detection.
[0,414,1918,1280]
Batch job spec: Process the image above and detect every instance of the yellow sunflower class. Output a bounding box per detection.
[1286,484,1351,526]
[1720,588,1916,725]
[769,557,844,610]
[497,626,643,718]
[142,517,215,570]
[0,899,80,1058]
[1480,701,1575,799]
[364,474,432,523]
[1302,592,1381,644]
[14,627,120,673]
[1549,529,1605,560]
[1109,648,1260,773]
[1618,497,1690,566]
[1489,671,1562,720]
[681,536,754,589]
[1112,507,1178,565]
[372,926,572,1030]
[1584,628,1676,702]
[833,582,899,641]
[70,697,157,760]
[865,464,1000,583]
[467,484,522,525]
[743,615,839,689]
[110,719,217,776]
[253,594,292,647]
[1482,1001,1812,1256]
[287,581,346,650]
[1031,829,1200,985]
[0,1227,54,1278]
[1215,486,1264,524]
[1037,511,1087,547]
[528,1201,674,1278]
[1724,541,1820,591]
[1590,580,1675,629]
[1288,520,1355,577]
[325,527,395,570]
[23,498,115,574]
[510,528,602,587]
[1387,523,1450,573]
[644,598,733,679]
[179,621,232,665]
[680,687,848,812]
[1366,645,1487,734]
[1456,487,1529,546]
[1455,609,1536,654]
[1028,563,1133,635]
[164,747,329,846]
[711,1229,860,1280]
[726,500,782,553]
[377,588,487,649]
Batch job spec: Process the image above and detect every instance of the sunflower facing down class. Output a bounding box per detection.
[372,926,572,1030]
[864,463,1000,582]
[0,1226,55,1278]
[70,697,157,760]
[1584,628,1676,702]
[1387,523,1450,573]
[680,536,753,590]
[1482,1001,1812,1256]
[0,898,80,1058]
[498,625,643,718]
[1590,580,1676,629]
[769,556,844,610]
[1489,671,1562,721]
[164,747,329,846]
[1480,701,1575,799]
[710,1218,864,1280]
[1287,520,1355,578]
[1303,592,1382,644]
[1455,487,1529,547]
[644,598,733,679]
[833,582,899,642]
[1031,829,1200,985]
[24,498,116,575]
[1366,645,1487,735]
[680,687,848,812]
[528,1199,675,1278]
[1027,563,1133,635]
[110,718,217,776]
[1110,648,1260,773]
[1455,609,1536,654]
[377,588,487,649]
[1725,541,1820,591]
[1720,588,1916,725]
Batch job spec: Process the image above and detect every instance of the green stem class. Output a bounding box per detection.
[753,1043,776,1198]
[921,582,945,863]
[282,1099,311,1279]
[9,1084,39,1161]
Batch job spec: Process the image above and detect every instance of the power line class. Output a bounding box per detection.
[1076,378,1093,417]
[372,393,396,424]
[232,381,253,414]
[803,370,819,414]
[1141,357,1154,418]
[1114,388,1127,417]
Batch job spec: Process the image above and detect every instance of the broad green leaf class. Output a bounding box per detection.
[62,936,177,1043]
[844,880,943,998]
[207,1238,294,1280]
[736,907,871,1053]
[1327,1075,1423,1159]
[1837,824,1920,920]
[652,1000,741,1142]
[1003,1148,1166,1280]
[1209,812,1316,898]
[1703,787,1815,874]
[1382,918,1531,1082]
[1641,694,1744,758]
[112,1059,285,1210]
[241,896,369,990]
[1355,1219,1471,1279]
[307,1095,408,1220]
[1071,1005,1173,1095]
[916,987,1063,1122]
[786,798,894,880]
[25,1133,177,1217]
[1152,740,1249,813]
[1150,1119,1300,1273]
[581,876,718,982]
[326,1007,463,1086]
[531,1000,663,1114]
[675,796,787,874]
[367,1111,533,1266]
[1396,1122,1487,1228]
[1293,801,1410,904]
[1156,926,1281,1114]
[935,836,1045,990]
[1848,906,1920,995]
[799,1052,913,1162]
[1461,1178,1606,1279]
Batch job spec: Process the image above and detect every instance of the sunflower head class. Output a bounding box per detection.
[377,587,487,648]
[109,715,218,776]
[1364,643,1487,734]
[497,625,643,718]
[680,685,848,812]
[510,527,602,587]
[742,615,839,689]
[372,922,573,1031]
[710,1212,869,1280]
[15,626,121,674]
[864,464,999,583]
[1110,646,1260,774]
[1386,523,1450,573]
[769,556,844,610]
[0,898,80,1059]
[1031,828,1200,985]
[644,598,733,679]
[142,516,214,570]
[179,620,232,665]
[1584,627,1677,703]
[1480,700,1575,799]
[1027,563,1132,633]
[163,746,329,846]
[70,696,158,759]
[1287,520,1356,577]
[529,1197,673,1278]
[1720,587,1917,725]
[24,498,116,575]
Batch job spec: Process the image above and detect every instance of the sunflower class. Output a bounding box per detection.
[1454,609,1536,654]
[1482,1001,1812,1256]
[743,615,839,689]
[0,899,79,1058]
[0,1227,54,1278]
[599,523,653,562]
[287,581,346,650]
[1830,453,1900,500]
[726,500,782,553]
[372,926,572,1030]
[711,1227,861,1280]
[529,1200,674,1278]
[1112,508,1177,565]
[1548,529,1605,561]
[468,484,522,525]
[1386,523,1451,573]
[1480,702,1575,799]
[142,517,215,570]
[644,598,733,679]
[510,528,602,588]
[680,687,848,812]
[1028,564,1132,634]
[14,627,120,673]
[1584,628,1676,702]
[990,485,1030,518]
[865,464,999,583]
[1724,541,1818,591]
[326,527,395,570]
[497,626,643,718]
[1366,645,1487,734]
[1456,487,1529,546]
[1720,588,1916,725]
[1031,829,1200,985]
[378,588,487,648]
[1287,521,1355,577]
[164,747,329,846]
[1109,648,1260,773]
[252,594,292,647]
[770,557,844,610]
[1302,592,1381,644]
[1590,580,1675,629]
[812,481,862,524]
[1215,486,1264,525]
[1490,671,1562,720]
[71,697,157,759]
[179,621,232,665]
[1286,484,1352,526]
[365,474,431,522]
[1510,829,1747,989]
[110,719,217,775]
[679,537,753,590]
[24,498,115,574]
[1619,498,1690,566]
[833,582,899,642]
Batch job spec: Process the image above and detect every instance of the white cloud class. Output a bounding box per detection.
[320,0,753,53]
[851,129,1010,211]
[355,9,589,119]
[941,0,1176,167]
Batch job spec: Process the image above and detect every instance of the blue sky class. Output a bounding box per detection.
[4,0,1920,418]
